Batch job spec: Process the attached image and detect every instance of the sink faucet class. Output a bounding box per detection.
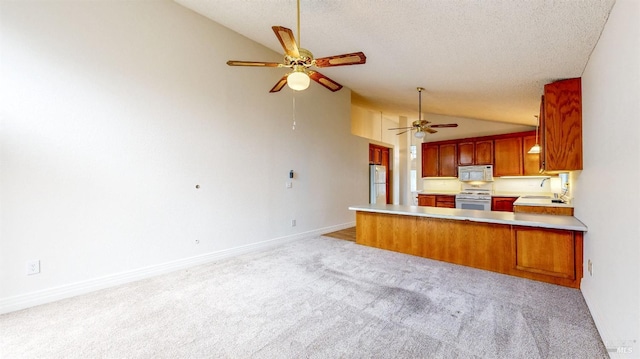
[540,178,549,187]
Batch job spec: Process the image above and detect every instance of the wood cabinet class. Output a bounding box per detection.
[457,142,474,166]
[522,135,541,175]
[439,144,457,177]
[513,227,581,280]
[475,140,494,165]
[541,78,583,172]
[417,194,436,207]
[492,197,517,212]
[494,137,523,176]
[436,195,455,208]
[457,140,493,166]
[513,205,574,216]
[422,144,439,177]
[422,131,532,178]
[417,194,455,208]
[422,142,457,177]
[355,210,584,288]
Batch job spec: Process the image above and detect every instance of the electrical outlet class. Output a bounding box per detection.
[291,219,296,227]
[26,260,40,275]
[286,181,292,189]
[588,259,593,276]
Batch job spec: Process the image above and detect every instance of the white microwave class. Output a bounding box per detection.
[458,165,494,182]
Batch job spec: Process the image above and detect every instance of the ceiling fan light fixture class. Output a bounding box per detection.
[414,131,426,139]
[287,67,310,91]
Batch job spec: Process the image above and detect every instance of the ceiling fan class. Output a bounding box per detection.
[226,0,366,93]
[388,87,458,139]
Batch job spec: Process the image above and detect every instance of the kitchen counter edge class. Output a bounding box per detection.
[349,204,587,232]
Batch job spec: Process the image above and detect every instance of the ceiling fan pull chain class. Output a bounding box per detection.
[292,95,296,130]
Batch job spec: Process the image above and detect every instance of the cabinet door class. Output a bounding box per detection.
[421,144,438,177]
[491,197,517,212]
[418,194,436,207]
[494,137,523,176]
[458,142,474,166]
[475,140,494,165]
[543,78,582,171]
[439,144,458,177]
[513,227,576,279]
[522,135,541,175]
[436,195,456,208]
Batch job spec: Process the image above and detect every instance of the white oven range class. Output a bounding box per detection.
[455,183,493,211]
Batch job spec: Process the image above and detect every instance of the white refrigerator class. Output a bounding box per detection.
[369,165,387,204]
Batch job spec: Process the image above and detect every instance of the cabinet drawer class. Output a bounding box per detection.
[435,195,455,208]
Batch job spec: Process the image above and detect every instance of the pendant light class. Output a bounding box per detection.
[528,115,541,154]
[415,87,426,139]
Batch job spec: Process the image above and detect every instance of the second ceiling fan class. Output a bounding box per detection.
[389,87,458,138]
[226,0,366,93]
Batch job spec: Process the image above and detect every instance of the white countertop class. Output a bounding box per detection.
[349,204,587,232]
[513,197,573,208]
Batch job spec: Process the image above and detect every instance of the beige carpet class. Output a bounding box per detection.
[0,236,608,358]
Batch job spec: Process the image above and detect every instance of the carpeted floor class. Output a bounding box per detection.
[0,236,608,358]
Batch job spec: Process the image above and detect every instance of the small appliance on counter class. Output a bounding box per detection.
[458,165,494,182]
[455,182,493,211]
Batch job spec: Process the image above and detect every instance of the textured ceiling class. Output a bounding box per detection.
[174,0,615,126]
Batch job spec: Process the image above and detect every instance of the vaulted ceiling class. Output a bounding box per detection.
[175,0,615,126]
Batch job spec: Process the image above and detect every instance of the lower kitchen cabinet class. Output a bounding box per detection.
[354,210,584,288]
[418,194,455,208]
[513,226,580,280]
[418,194,436,207]
[436,195,455,208]
[492,197,518,212]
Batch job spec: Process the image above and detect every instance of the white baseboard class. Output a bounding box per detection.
[0,222,354,315]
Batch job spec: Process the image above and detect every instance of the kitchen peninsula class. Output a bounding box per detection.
[349,204,587,288]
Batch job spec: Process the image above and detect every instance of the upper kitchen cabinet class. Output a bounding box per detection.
[422,142,457,177]
[457,140,493,166]
[494,136,523,176]
[458,141,474,166]
[422,143,439,177]
[541,78,583,172]
[439,143,458,177]
[475,140,494,165]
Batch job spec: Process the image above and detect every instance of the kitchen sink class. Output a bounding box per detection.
[522,195,551,199]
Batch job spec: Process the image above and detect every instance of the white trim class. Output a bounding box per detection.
[0,222,354,314]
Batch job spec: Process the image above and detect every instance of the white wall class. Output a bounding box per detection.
[576,0,640,356]
[0,0,368,312]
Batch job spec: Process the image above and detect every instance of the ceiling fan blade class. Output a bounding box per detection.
[396,129,413,135]
[429,123,458,128]
[315,52,367,67]
[227,60,281,67]
[387,126,414,130]
[272,26,300,58]
[425,128,438,134]
[308,71,343,92]
[269,75,289,93]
